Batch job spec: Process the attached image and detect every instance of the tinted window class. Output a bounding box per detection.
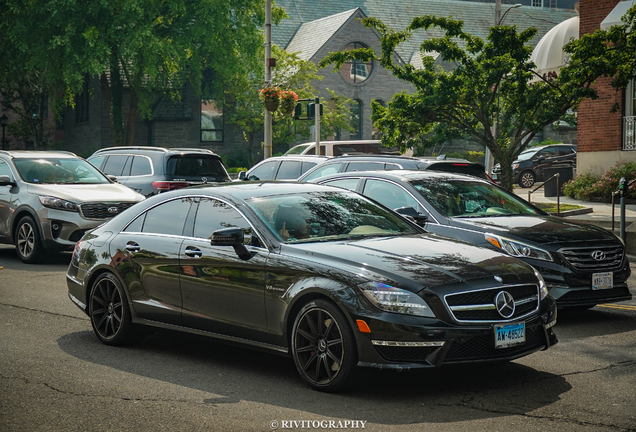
[142,198,192,236]
[166,155,228,181]
[363,179,420,210]
[130,156,153,176]
[301,163,344,182]
[426,162,487,179]
[102,155,130,176]
[248,161,279,181]
[322,178,360,191]
[301,161,318,175]
[87,155,106,170]
[539,148,556,158]
[124,213,146,232]
[346,162,386,172]
[276,161,302,180]
[557,146,575,156]
[193,198,253,244]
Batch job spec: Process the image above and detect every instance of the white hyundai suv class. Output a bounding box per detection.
[0,151,145,263]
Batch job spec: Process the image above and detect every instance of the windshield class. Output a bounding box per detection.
[166,155,229,181]
[517,148,540,161]
[247,191,420,243]
[411,179,542,218]
[13,158,110,184]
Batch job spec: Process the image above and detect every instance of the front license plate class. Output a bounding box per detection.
[592,272,613,290]
[494,322,525,348]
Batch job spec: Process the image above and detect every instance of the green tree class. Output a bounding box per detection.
[1,0,276,147]
[319,11,636,191]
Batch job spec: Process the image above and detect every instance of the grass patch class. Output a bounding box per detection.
[532,202,586,213]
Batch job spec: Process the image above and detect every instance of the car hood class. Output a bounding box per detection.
[451,215,617,245]
[27,183,145,203]
[284,234,535,292]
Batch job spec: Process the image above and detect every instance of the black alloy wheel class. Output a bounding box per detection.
[519,170,536,188]
[89,273,139,345]
[15,216,43,263]
[291,299,357,392]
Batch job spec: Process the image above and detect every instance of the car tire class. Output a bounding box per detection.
[15,216,44,263]
[291,299,358,392]
[519,171,536,188]
[89,273,141,346]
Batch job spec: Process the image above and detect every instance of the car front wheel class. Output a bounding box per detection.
[15,216,43,263]
[519,170,536,188]
[291,299,358,392]
[89,273,140,346]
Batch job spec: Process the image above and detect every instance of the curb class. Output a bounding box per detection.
[548,207,594,217]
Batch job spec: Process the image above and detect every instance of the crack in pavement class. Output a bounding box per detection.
[0,302,87,321]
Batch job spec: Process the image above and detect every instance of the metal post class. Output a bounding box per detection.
[556,173,560,216]
[314,97,320,151]
[612,191,617,232]
[620,177,626,242]
[0,114,8,150]
[263,0,272,159]
[495,0,501,25]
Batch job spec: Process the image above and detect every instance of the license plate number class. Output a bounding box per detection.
[592,272,613,290]
[494,322,525,348]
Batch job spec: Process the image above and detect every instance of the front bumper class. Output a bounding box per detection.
[36,207,104,251]
[352,298,558,369]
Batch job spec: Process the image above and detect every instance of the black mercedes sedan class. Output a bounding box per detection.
[67,182,557,392]
[308,170,632,309]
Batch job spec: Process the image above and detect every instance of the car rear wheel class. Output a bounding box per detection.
[89,273,140,346]
[15,216,43,263]
[519,171,536,188]
[291,299,358,392]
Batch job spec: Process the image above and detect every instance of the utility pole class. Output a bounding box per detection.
[264,0,273,159]
[314,98,320,151]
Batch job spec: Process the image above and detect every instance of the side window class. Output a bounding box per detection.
[193,198,254,245]
[130,156,153,176]
[0,159,12,178]
[384,163,401,170]
[363,179,420,210]
[102,155,130,176]
[346,162,385,172]
[87,155,106,170]
[302,163,344,182]
[248,161,279,181]
[276,160,302,180]
[539,148,556,158]
[124,213,146,232]
[301,161,318,175]
[322,178,360,191]
[142,198,192,236]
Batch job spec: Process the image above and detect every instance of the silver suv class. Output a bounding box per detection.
[0,151,145,263]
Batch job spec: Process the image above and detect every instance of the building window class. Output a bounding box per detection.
[350,100,362,140]
[339,42,374,84]
[201,101,223,142]
[531,0,544,7]
[75,75,89,124]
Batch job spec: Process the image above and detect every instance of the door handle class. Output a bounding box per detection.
[184,246,202,258]
[125,242,140,252]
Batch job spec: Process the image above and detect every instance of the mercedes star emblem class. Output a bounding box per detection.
[495,291,515,318]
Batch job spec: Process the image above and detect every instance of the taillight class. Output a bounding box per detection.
[151,181,190,192]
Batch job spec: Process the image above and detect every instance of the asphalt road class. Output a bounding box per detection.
[0,244,635,432]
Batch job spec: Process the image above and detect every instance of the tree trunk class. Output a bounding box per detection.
[125,88,139,146]
[110,61,124,146]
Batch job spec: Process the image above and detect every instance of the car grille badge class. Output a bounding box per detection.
[495,291,515,318]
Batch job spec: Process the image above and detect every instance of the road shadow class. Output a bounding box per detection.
[555,306,636,339]
[0,245,71,270]
[57,328,571,425]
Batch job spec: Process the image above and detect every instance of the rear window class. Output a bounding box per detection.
[166,155,229,181]
[424,162,487,179]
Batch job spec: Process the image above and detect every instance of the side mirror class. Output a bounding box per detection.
[211,227,252,260]
[238,171,246,181]
[0,175,16,186]
[395,207,428,225]
[107,175,119,183]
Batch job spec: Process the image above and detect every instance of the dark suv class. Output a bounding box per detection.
[492,144,577,188]
[298,154,487,182]
[88,147,231,196]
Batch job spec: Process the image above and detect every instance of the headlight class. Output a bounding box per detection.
[534,268,549,300]
[485,233,553,262]
[359,282,435,317]
[39,196,79,212]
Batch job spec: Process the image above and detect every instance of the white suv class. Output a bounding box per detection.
[0,151,145,263]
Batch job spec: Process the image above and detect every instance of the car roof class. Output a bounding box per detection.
[313,169,490,183]
[0,150,79,159]
[258,155,331,162]
[90,146,221,157]
[522,144,577,152]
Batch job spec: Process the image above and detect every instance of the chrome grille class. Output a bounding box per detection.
[559,245,623,271]
[79,202,137,219]
[444,284,539,323]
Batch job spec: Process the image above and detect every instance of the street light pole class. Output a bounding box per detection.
[264,0,273,159]
[0,114,8,150]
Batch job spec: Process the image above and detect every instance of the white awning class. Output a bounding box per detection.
[531,16,579,76]
[600,0,635,30]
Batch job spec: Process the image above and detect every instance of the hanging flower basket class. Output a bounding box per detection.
[259,87,282,112]
[279,90,299,116]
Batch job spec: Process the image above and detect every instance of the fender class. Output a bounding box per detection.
[11,205,43,244]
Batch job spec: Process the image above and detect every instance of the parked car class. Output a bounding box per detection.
[284,140,405,156]
[309,170,632,309]
[0,150,145,263]
[298,154,488,182]
[491,144,577,188]
[67,182,557,392]
[237,155,330,181]
[87,147,232,196]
